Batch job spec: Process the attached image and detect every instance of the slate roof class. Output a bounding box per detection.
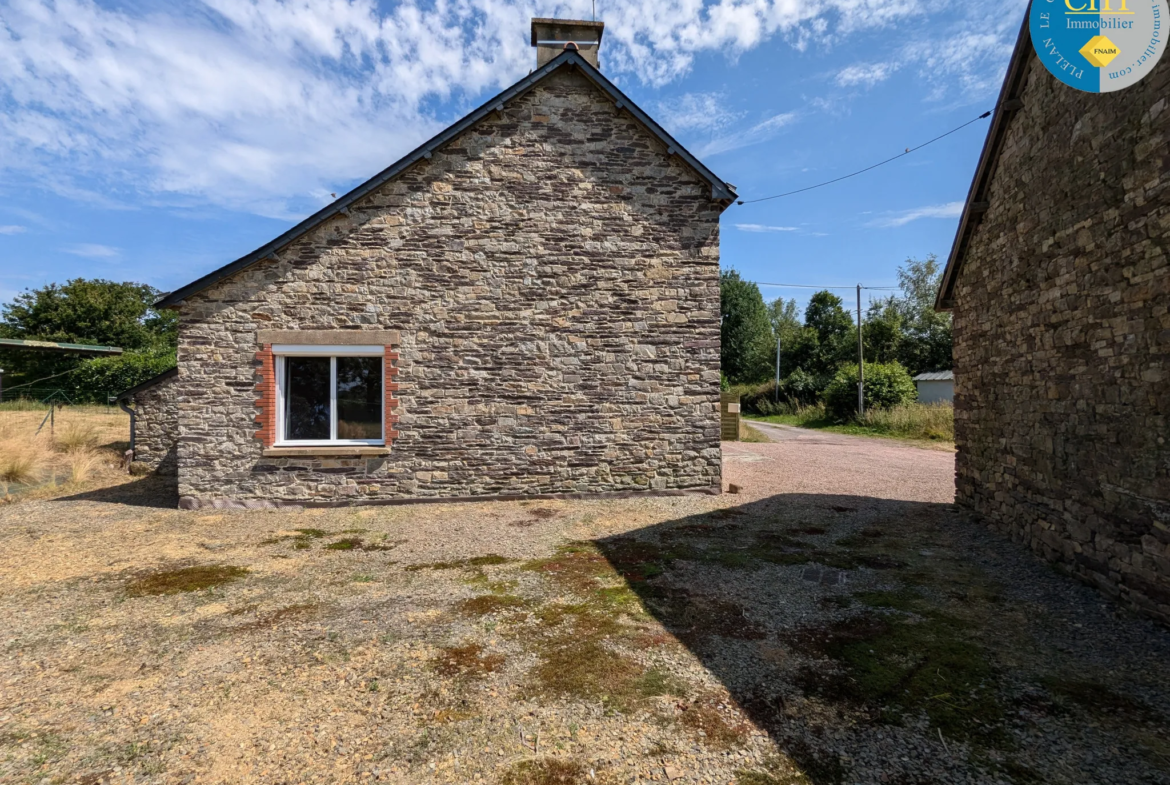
[935,6,1035,311]
[117,367,178,401]
[156,49,738,309]
[912,370,954,382]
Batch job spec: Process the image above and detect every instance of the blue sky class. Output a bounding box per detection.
[0,0,1028,315]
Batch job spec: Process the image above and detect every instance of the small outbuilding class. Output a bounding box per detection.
[936,16,1168,624]
[911,371,953,405]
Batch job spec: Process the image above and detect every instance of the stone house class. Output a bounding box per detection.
[128,18,736,509]
[936,19,1168,623]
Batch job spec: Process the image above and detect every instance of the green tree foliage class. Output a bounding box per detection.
[720,270,774,384]
[67,351,177,404]
[797,290,856,380]
[822,362,917,421]
[861,256,952,375]
[0,279,177,400]
[863,298,903,364]
[0,279,176,350]
[891,255,952,374]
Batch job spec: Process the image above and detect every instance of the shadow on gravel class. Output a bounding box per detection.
[594,493,1170,785]
[54,474,178,509]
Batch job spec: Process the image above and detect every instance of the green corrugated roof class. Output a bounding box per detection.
[0,338,123,355]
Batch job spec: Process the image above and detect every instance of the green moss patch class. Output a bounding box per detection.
[499,758,589,785]
[792,610,1007,746]
[406,554,514,571]
[127,565,248,597]
[455,594,528,616]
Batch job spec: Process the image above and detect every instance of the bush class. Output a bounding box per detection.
[67,350,175,404]
[733,368,829,416]
[822,362,917,422]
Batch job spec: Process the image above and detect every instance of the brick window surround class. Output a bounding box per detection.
[254,334,400,449]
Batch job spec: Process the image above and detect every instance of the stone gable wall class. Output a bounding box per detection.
[131,374,179,476]
[175,68,723,507]
[952,56,1169,623]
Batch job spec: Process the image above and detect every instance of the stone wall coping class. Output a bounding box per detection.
[256,329,400,346]
[262,446,391,457]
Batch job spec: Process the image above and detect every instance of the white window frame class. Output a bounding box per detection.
[273,344,385,446]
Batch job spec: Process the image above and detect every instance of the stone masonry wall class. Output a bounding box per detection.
[952,55,1169,623]
[175,68,723,506]
[131,374,178,476]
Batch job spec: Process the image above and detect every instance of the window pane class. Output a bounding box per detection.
[284,357,331,440]
[336,357,383,440]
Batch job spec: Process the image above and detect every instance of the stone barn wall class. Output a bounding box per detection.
[951,56,1169,623]
[175,68,723,507]
[130,372,179,476]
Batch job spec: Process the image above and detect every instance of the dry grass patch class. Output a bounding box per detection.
[0,438,47,485]
[125,565,248,597]
[432,642,505,678]
[677,694,751,749]
[56,421,102,453]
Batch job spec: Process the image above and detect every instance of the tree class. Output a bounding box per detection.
[720,270,774,384]
[0,279,176,350]
[889,255,952,374]
[0,279,177,399]
[863,296,903,364]
[801,290,855,379]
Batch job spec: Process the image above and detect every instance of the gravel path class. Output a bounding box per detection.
[1,438,1167,785]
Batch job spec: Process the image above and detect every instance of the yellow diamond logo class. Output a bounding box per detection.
[1080,35,1120,68]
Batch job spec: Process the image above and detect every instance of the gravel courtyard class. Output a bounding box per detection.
[1,432,1167,785]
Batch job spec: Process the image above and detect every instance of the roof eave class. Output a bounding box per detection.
[156,50,736,309]
[935,4,1034,312]
[116,366,178,401]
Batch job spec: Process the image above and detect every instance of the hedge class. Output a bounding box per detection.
[67,351,176,404]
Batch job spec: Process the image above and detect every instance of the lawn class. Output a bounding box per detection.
[1,444,1166,785]
[746,402,955,449]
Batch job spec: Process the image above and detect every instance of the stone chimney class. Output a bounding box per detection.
[531,18,604,69]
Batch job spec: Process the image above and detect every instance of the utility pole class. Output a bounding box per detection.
[856,284,865,416]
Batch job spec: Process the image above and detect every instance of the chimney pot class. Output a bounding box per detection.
[531,18,604,69]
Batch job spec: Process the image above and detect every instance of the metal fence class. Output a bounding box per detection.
[0,390,129,451]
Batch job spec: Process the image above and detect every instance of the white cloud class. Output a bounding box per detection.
[697,111,799,156]
[63,243,120,258]
[0,0,933,217]
[835,61,898,87]
[735,223,798,232]
[0,225,26,235]
[868,201,963,227]
[657,92,742,134]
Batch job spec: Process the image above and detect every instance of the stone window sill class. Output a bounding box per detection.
[262,446,390,457]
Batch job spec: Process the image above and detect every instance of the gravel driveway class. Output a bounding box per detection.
[1,435,1167,785]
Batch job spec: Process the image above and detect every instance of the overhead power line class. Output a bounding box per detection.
[750,282,897,290]
[736,109,993,206]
